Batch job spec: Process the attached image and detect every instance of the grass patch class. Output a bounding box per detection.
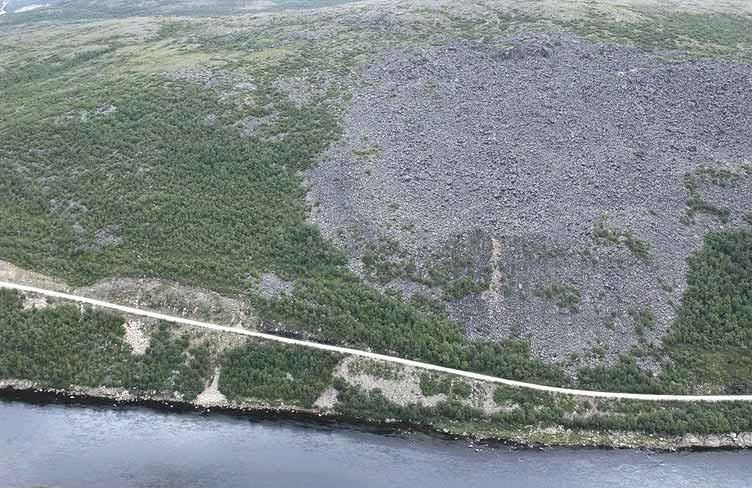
[427,230,493,300]
[419,373,472,399]
[682,173,732,224]
[533,282,581,314]
[352,145,382,159]
[563,12,752,62]
[362,237,416,284]
[592,214,651,259]
[627,306,656,339]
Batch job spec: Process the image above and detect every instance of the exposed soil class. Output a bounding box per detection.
[334,356,447,407]
[123,319,150,355]
[195,367,229,407]
[0,260,69,292]
[255,272,294,300]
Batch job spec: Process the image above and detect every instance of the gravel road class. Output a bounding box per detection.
[3,280,752,402]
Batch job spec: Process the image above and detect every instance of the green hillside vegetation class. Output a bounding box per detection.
[1,2,751,395]
[0,23,571,387]
[0,0,361,23]
[334,379,752,436]
[1,0,752,441]
[0,73,340,291]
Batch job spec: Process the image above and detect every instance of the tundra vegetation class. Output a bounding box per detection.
[1,0,752,442]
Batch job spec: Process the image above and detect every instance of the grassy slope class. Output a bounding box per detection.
[1,0,363,22]
[1,0,752,436]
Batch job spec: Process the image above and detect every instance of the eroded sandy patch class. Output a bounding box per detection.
[78,277,257,328]
[313,385,339,410]
[195,367,228,407]
[123,319,150,355]
[22,295,49,310]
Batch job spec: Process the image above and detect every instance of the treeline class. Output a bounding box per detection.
[258,274,568,387]
[126,325,212,398]
[577,356,663,394]
[0,289,130,388]
[661,231,752,393]
[576,399,752,435]
[576,230,752,395]
[667,231,752,348]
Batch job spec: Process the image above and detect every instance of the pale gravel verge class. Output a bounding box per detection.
[313,385,339,410]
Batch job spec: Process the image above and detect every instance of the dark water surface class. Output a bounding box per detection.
[1,400,750,487]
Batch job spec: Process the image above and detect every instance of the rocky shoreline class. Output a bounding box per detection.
[2,380,750,452]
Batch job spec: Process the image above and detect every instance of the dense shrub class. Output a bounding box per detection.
[661,231,752,393]
[219,341,340,407]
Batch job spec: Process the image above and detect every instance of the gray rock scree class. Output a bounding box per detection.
[307,33,752,371]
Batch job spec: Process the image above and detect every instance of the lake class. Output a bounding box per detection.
[1,400,750,487]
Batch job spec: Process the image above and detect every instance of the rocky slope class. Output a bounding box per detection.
[308,32,752,369]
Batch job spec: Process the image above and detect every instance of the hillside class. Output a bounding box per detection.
[1,0,752,443]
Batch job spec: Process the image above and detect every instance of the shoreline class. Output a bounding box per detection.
[1,383,749,452]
